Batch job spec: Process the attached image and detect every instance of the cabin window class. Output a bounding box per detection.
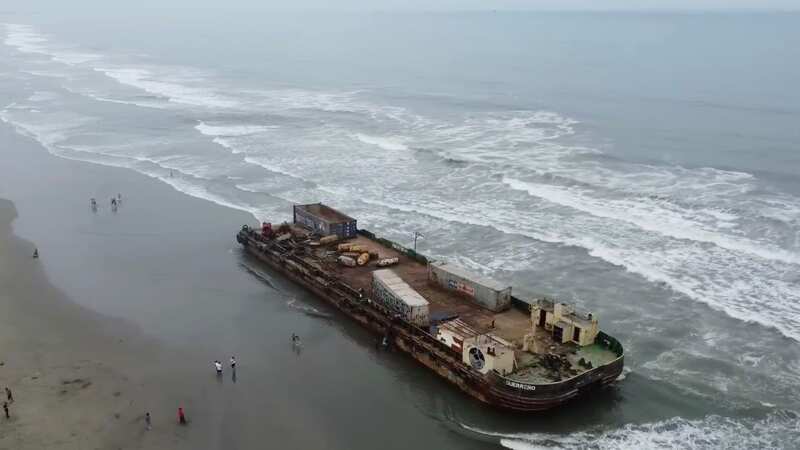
[553,326,563,343]
[573,326,581,342]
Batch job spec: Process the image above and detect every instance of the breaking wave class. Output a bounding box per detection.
[501,177,798,265]
[4,23,100,65]
[195,121,271,137]
[4,22,800,345]
[354,133,409,151]
[95,67,241,109]
[463,411,800,450]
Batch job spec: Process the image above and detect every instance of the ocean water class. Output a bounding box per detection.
[2,10,800,449]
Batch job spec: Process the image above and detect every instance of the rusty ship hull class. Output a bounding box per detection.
[236,226,624,412]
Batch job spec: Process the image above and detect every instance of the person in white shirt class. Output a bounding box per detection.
[214,360,223,375]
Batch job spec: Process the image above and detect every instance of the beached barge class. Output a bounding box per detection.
[237,203,624,412]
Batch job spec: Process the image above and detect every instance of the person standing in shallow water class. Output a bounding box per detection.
[230,356,236,371]
[145,412,151,430]
[178,407,186,425]
[3,401,8,419]
[4,387,12,403]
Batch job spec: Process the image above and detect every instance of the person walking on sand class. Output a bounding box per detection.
[178,407,186,425]
[145,412,151,430]
[32,248,38,259]
[4,387,12,403]
[214,360,223,375]
[230,356,236,371]
[3,401,8,419]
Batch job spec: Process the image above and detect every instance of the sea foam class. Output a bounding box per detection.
[195,121,271,137]
[463,411,800,450]
[94,67,240,109]
[502,176,799,265]
[354,133,409,151]
[4,24,100,65]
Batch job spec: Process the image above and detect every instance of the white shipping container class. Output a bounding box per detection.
[372,269,430,326]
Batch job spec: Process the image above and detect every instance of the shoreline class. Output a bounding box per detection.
[0,122,254,449]
[0,197,196,449]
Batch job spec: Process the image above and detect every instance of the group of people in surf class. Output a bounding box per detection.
[213,356,237,376]
[90,193,122,212]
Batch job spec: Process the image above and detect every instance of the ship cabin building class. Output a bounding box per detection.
[532,299,599,347]
[436,319,515,376]
[293,203,358,239]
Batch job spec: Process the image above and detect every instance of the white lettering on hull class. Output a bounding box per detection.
[505,381,536,391]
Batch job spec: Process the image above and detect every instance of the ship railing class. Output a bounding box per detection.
[487,335,624,399]
[487,352,624,398]
[328,274,480,381]
[596,331,624,357]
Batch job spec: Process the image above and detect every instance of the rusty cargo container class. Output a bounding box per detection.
[428,261,511,312]
[293,203,357,238]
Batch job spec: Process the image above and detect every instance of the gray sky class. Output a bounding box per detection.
[333,0,800,11]
[5,0,800,11]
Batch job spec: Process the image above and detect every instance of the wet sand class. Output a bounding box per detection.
[0,122,317,449]
[0,197,197,449]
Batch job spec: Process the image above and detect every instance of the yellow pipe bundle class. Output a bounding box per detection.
[357,252,370,266]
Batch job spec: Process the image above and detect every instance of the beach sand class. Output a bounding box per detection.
[0,123,238,449]
[0,197,173,449]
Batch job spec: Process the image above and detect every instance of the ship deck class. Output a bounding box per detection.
[297,232,618,383]
[311,235,520,334]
